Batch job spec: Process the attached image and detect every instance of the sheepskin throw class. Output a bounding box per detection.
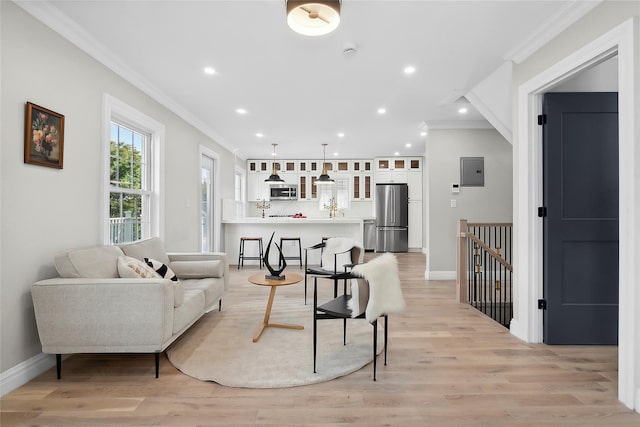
[349,253,406,323]
[321,238,364,271]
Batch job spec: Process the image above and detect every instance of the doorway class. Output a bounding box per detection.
[200,147,221,252]
[514,18,637,409]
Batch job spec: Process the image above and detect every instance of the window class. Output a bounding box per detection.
[103,94,164,245]
[199,146,221,252]
[335,176,350,210]
[201,154,215,252]
[318,177,350,214]
[109,123,150,243]
[235,167,246,218]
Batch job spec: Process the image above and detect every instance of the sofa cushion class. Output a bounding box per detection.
[173,289,205,335]
[119,237,171,265]
[170,260,223,279]
[182,277,225,310]
[144,258,178,281]
[55,245,125,278]
[117,256,161,279]
[117,256,184,307]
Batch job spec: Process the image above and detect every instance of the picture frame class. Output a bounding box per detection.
[24,102,65,169]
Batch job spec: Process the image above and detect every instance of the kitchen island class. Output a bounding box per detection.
[222,217,364,267]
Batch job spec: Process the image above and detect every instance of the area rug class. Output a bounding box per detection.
[166,291,383,388]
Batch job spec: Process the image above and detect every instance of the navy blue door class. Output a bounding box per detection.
[543,92,618,344]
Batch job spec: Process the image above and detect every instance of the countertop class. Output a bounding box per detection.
[222,217,364,224]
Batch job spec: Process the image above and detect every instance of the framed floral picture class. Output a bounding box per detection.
[24,102,65,169]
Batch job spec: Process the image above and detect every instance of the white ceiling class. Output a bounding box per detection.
[21,0,597,160]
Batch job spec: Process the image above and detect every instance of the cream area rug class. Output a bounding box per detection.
[166,281,383,388]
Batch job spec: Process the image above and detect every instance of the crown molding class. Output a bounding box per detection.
[423,120,493,130]
[503,1,602,64]
[13,0,237,155]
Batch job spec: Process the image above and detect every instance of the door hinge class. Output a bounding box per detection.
[538,206,547,217]
[538,114,547,125]
[538,299,547,310]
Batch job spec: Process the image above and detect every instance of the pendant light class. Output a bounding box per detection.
[286,1,341,37]
[316,143,334,185]
[265,144,285,183]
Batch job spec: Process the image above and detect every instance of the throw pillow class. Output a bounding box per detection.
[117,256,161,279]
[144,258,178,281]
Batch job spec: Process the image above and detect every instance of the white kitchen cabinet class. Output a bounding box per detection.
[247,172,271,201]
[408,199,423,249]
[375,170,408,183]
[408,157,423,170]
[376,157,407,171]
[352,160,373,173]
[351,173,373,200]
[335,160,350,173]
[407,170,423,200]
[298,160,320,174]
[298,173,318,200]
[247,160,269,173]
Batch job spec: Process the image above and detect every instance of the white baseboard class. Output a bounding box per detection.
[424,270,456,280]
[0,352,55,397]
[509,318,526,342]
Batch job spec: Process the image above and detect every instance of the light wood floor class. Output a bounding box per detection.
[2,252,639,426]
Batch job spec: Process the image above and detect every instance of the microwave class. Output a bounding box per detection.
[270,184,298,200]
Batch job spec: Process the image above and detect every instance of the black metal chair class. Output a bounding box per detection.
[312,253,405,381]
[303,238,362,304]
[312,272,387,381]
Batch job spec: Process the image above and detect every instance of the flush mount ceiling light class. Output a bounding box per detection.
[316,143,335,185]
[286,1,341,36]
[265,144,285,183]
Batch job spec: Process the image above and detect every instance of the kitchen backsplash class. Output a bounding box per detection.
[245,199,375,219]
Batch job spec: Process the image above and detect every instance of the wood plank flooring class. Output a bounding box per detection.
[2,252,639,426]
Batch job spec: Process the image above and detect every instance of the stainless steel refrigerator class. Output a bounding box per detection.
[375,183,409,252]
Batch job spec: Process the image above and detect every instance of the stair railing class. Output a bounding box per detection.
[456,219,513,328]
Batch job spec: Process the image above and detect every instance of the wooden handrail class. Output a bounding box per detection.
[466,222,513,227]
[457,219,513,303]
[462,232,513,272]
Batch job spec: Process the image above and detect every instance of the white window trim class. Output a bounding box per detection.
[199,145,221,252]
[235,165,246,218]
[101,94,165,245]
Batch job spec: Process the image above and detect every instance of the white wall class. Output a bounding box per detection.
[0,2,236,390]
[551,56,618,92]
[425,129,512,279]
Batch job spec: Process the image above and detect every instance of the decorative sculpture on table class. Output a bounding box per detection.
[263,231,287,280]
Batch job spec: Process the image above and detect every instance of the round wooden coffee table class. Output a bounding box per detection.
[248,273,304,342]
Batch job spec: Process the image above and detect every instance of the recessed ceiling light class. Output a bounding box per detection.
[458,107,468,114]
[203,66,216,75]
[255,132,264,138]
[337,132,345,138]
[405,143,412,148]
[403,65,416,75]
[236,108,247,115]
[394,152,400,156]
[377,107,387,115]
[333,152,339,156]
[420,131,427,137]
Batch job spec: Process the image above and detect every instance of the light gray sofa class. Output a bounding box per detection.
[31,237,229,378]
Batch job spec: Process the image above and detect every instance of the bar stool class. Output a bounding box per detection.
[279,237,303,268]
[238,237,264,269]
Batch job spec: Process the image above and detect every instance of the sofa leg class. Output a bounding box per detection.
[219,299,222,311]
[155,353,160,378]
[56,354,61,379]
